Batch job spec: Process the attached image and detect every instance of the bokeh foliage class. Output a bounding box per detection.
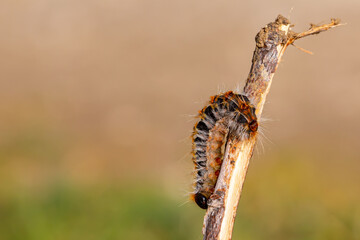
[1,152,359,240]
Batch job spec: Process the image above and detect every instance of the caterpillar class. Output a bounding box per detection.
[191,91,258,209]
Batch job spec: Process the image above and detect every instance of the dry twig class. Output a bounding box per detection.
[202,15,341,240]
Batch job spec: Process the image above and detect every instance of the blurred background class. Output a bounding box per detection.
[0,0,359,239]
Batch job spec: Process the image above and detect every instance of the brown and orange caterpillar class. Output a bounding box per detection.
[191,91,258,209]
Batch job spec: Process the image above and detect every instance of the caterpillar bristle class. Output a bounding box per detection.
[191,92,258,209]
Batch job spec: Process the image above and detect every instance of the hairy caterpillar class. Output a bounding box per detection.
[191,91,258,209]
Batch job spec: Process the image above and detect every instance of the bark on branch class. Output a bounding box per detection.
[202,15,341,240]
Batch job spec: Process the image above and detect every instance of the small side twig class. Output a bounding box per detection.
[202,15,342,240]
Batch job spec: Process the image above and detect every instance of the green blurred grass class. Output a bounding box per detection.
[0,167,359,240]
[0,130,359,239]
[0,184,203,240]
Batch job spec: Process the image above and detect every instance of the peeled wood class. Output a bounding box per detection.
[202,15,341,240]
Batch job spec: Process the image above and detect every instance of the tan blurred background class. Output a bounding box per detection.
[0,0,359,239]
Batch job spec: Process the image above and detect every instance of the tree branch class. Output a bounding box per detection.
[202,15,341,240]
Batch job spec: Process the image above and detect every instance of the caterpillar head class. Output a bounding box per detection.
[194,192,208,209]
